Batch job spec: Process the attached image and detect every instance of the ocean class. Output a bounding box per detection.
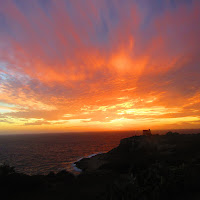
[0,129,199,175]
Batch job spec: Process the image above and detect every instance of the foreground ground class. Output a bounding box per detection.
[1,132,200,200]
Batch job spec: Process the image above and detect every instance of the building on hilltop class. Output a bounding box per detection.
[143,129,152,136]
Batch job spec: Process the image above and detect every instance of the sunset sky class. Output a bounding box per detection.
[0,0,200,134]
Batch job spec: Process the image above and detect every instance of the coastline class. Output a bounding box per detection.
[72,152,104,174]
[2,133,200,200]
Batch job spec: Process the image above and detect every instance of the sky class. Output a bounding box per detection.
[0,0,200,134]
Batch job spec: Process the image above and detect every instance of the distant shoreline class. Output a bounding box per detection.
[1,128,200,136]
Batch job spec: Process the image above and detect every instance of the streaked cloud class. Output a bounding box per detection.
[0,0,200,133]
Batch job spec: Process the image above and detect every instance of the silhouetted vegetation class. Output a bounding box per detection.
[1,133,200,199]
[0,163,15,176]
[166,131,180,136]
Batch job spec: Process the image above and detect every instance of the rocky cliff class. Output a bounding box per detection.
[75,133,200,173]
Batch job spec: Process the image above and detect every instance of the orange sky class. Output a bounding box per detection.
[0,0,200,134]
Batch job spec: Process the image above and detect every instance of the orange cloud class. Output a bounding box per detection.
[0,0,200,133]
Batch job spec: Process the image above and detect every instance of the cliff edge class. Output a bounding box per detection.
[75,133,200,173]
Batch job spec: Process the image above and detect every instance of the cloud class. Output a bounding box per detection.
[0,0,200,132]
[24,120,50,126]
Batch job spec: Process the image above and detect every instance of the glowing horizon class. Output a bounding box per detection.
[0,0,200,134]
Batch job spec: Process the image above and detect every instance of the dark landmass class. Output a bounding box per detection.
[1,132,200,200]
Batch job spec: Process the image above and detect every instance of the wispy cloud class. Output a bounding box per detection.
[0,0,200,133]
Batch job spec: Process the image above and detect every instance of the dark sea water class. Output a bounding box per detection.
[0,129,199,175]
